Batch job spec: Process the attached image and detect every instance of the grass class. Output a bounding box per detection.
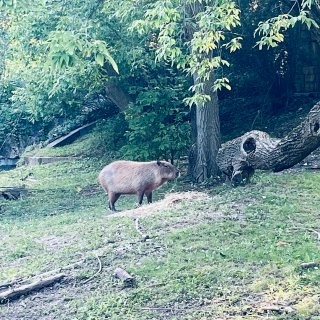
[0,137,319,319]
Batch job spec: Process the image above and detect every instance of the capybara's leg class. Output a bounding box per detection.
[145,191,152,204]
[136,191,144,206]
[108,192,120,211]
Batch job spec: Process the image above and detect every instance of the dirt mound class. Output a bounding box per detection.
[109,191,209,218]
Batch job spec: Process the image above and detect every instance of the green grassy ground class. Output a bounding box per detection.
[0,135,319,319]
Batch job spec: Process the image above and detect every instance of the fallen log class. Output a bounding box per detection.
[0,273,65,302]
[217,102,320,186]
[300,261,319,269]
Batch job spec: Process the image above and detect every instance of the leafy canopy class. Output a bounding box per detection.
[133,0,242,104]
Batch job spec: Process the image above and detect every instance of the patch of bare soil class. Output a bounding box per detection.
[0,258,102,320]
[35,235,72,251]
[110,191,210,218]
[0,277,88,320]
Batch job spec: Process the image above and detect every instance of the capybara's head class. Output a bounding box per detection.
[157,160,178,180]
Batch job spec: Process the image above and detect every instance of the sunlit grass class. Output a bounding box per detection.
[0,139,319,319]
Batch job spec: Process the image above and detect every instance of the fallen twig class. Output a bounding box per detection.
[300,261,319,269]
[0,273,65,302]
[140,306,217,313]
[134,218,150,242]
[32,259,85,282]
[289,225,320,241]
[144,282,166,289]
[307,228,320,241]
[261,305,295,314]
[140,307,176,311]
[81,255,102,284]
[262,305,281,312]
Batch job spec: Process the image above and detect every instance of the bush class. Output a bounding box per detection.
[89,114,128,159]
[122,87,190,163]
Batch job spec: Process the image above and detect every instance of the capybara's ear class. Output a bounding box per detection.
[157,160,161,166]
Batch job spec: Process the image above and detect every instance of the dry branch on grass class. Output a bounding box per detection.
[300,261,319,269]
[261,305,295,314]
[0,278,24,291]
[134,218,150,241]
[0,273,65,302]
[81,255,102,284]
[0,259,84,293]
[289,224,320,242]
[217,102,320,186]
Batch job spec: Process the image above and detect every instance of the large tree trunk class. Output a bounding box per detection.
[105,82,131,111]
[189,72,221,182]
[104,64,132,111]
[186,3,221,182]
[217,102,320,186]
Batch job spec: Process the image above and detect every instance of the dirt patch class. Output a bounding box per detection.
[109,191,209,219]
[35,235,72,251]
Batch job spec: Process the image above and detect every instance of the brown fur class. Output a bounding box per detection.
[98,160,178,211]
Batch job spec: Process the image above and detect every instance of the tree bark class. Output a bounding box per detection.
[105,82,131,111]
[186,3,221,182]
[114,267,135,286]
[0,273,65,302]
[217,102,320,186]
[190,72,221,182]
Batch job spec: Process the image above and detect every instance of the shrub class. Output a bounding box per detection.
[122,87,190,163]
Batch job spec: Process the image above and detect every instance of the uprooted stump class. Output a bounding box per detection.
[217,102,320,186]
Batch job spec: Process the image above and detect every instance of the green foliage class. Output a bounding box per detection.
[1,0,320,165]
[0,0,14,8]
[255,0,319,49]
[1,0,119,123]
[123,84,190,162]
[133,0,242,104]
[90,115,128,158]
[0,79,37,155]
[46,32,118,75]
[0,14,7,75]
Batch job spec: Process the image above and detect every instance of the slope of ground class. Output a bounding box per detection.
[0,146,319,319]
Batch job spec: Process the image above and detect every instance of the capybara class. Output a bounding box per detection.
[99,160,178,211]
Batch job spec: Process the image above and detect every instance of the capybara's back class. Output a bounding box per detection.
[99,160,178,211]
